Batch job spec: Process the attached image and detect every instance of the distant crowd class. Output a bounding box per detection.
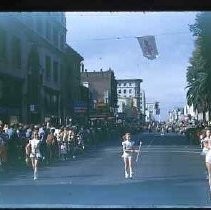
[145,120,211,144]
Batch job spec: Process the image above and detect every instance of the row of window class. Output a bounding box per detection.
[45,93,58,104]
[118,82,133,87]
[21,14,65,51]
[45,56,59,83]
[0,28,60,84]
[0,28,21,69]
[118,89,133,94]
[119,95,143,101]
[118,89,142,95]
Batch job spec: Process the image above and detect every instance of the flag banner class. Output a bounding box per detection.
[137,36,158,60]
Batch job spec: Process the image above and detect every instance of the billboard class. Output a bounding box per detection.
[74,101,88,113]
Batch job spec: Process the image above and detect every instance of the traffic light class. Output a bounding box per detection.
[155,102,159,110]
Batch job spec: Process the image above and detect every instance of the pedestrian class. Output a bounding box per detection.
[161,127,165,136]
[60,141,68,161]
[121,132,139,179]
[26,131,42,180]
[0,125,8,168]
[46,129,56,163]
[203,129,211,191]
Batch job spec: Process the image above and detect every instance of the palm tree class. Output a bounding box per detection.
[186,45,209,119]
[188,12,211,121]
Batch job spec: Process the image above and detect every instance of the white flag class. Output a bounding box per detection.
[137,36,158,60]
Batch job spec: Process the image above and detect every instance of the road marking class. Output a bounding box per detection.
[146,139,154,149]
[0,204,210,208]
[142,150,201,154]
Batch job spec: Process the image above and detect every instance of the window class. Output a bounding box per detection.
[60,34,64,50]
[0,28,6,61]
[53,27,59,47]
[47,94,50,104]
[123,89,126,94]
[53,95,57,103]
[25,15,33,27]
[12,36,21,69]
[53,61,58,83]
[35,18,43,34]
[118,89,121,94]
[129,82,132,86]
[46,22,51,40]
[45,56,51,81]
[129,89,132,94]
[0,80,2,99]
[124,83,126,86]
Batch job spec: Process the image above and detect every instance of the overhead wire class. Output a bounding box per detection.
[69,31,191,42]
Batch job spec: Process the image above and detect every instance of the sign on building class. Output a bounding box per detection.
[74,101,88,113]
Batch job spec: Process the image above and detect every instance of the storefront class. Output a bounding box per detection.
[0,76,22,124]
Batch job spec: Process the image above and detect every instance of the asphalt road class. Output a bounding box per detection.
[0,132,210,208]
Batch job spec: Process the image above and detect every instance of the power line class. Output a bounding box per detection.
[69,31,191,42]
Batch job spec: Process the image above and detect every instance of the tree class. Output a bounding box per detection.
[186,12,211,120]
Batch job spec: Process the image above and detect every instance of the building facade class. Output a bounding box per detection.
[145,102,156,122]
[184,104,210,122]
[62,44,84,125]
[168,107,184,123]
[0,12,83,125]
[140,88,146,122]
[117,79,143,122]
[81,68,117,119]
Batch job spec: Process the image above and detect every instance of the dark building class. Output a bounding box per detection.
[0,12,83,125]
[62,44,84,125]
[81,68,118,120]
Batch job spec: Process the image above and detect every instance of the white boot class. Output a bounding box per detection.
[34,170,38,180]
[129,170,134,178]
[125,171,129,179]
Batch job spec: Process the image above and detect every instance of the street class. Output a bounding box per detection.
[0,132,210,208]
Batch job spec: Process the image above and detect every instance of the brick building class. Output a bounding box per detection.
[81,68,117,120]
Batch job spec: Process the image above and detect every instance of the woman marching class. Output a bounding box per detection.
[121,132,139,179]
[199,128,211,193]
[25,131,42,180]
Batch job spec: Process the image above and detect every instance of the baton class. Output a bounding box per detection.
[136,140,142,162]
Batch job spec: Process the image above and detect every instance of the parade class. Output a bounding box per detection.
[1,10,211,207]
[0,120,127,177]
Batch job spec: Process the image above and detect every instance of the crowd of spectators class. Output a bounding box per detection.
[0,120,128,171]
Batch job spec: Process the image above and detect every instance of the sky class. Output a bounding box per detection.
[65,12,198,120]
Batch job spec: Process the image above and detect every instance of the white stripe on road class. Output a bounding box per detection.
[142,150,201,154]
[0,204,210,208]
[146,139,154,149]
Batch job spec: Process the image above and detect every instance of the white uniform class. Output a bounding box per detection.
[60,143,67,154]
[122,140,135,158]
[205,137,211,163]
[29,138,42,159]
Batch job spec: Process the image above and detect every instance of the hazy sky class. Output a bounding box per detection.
[65,12,198,120]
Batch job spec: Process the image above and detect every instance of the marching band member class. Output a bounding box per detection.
[121,132,139,179]
[26,131,42,180]
[203,129,211,191]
